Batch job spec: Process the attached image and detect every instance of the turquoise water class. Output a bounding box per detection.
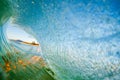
[0,0,120,80]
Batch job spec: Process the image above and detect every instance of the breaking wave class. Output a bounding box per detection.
[0,0,120,80]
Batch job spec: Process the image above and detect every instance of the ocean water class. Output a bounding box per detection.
[0,0,120,80]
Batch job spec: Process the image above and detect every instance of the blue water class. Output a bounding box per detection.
[1,0,120,80]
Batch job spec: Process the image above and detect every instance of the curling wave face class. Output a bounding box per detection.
[0,0,120,80]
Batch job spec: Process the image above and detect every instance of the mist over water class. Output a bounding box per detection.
[0,0,120,80]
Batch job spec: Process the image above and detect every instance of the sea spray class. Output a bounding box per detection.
[1,0,120,80]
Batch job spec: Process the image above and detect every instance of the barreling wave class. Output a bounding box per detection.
[0,0,56,80]
[0,0,120,80]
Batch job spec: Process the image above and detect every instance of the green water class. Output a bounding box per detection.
[1,0,120,80]
[0,0,56,80]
